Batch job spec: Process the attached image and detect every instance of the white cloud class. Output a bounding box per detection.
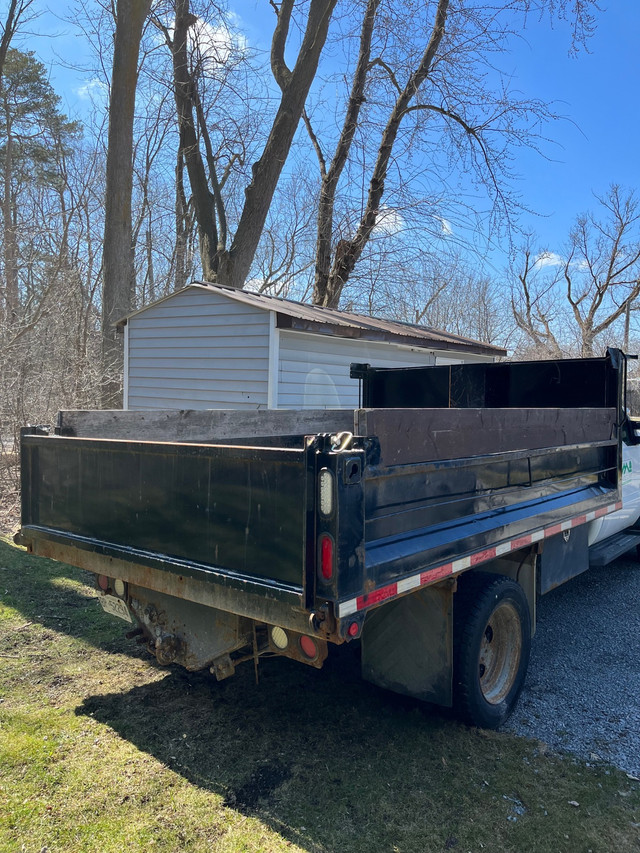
[190,17,247,70]
[374,206,405,237]
[535,251,565,269]
[75,78,107,102]
[158,15,248,76]
[440,218,453,236]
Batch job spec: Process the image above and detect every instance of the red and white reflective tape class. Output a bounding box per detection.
[337,501,622,619]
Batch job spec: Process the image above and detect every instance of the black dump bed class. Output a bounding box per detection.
[345,354,622,616]
[18,353,624,630]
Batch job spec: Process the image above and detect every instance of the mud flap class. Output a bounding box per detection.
[361,583,453,706]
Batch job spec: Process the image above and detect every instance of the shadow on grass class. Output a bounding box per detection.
[2,539,475,849]
[0,539,149,662]
[75,647,461,852]
[1,540,476,849]
[6,541,637,851]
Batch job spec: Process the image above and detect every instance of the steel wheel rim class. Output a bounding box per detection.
[478,601,522,704]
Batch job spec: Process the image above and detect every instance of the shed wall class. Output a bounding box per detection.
[277,331,443,409]
[126,288,271,410]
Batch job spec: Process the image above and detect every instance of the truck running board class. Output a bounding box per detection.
[589,530,640,567]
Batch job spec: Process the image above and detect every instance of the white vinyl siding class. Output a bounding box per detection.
[277,331,441,409]
[126,288,270,410]
[124,286,497,411]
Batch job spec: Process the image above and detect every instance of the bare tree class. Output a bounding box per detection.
[342,242,512,347]
[99,0,602,319]
[0,109,105,491]
[511,186,640,357]
[218,0,337,290]
[155,0,337,288]
[101,0,153,407]
[510,243,566,358]
[311,0,450,307]
[303,0,599,308]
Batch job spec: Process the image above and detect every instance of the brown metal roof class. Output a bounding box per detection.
[121,282,506,357]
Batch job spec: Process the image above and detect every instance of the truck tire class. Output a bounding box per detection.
[453,572,531,729]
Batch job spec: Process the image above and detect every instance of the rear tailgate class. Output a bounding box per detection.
[20,433,312,597]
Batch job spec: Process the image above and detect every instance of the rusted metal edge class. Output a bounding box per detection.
[19,524,302,599]
[17,528,335,639]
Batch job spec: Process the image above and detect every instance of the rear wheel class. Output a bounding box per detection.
[453,572,531,729]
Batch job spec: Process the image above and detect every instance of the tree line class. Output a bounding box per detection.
[1,0,640,444]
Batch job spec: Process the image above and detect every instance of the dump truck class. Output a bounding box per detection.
[16,349,640,728]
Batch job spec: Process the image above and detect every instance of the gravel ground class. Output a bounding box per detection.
[504,554,640,777]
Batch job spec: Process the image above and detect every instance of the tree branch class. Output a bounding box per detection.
[324,0,450,307]
[302,109,326,176]
[312,0,380,304]
[270,0,294,91]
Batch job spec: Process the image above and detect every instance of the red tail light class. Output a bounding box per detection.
[319,534,334,581]
[299,635,318,659]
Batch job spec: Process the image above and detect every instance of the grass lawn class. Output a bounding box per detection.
[0,535,638,853]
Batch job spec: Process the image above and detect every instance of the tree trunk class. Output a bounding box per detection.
[216,0,337,290]
[319,0,450,308]
[312,0,380,305]
[1,112,18,322]
[101,0,152,408]
[170,0,219,282]
[174,150,189,291]
[0,1,28,81]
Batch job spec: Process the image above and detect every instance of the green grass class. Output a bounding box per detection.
[0,536,638,852]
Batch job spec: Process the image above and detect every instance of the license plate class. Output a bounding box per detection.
[99,594,133,623]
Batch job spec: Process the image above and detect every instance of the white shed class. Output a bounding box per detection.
[120,283,506,411]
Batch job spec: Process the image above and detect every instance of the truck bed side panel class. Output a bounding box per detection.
[353,407,619,593]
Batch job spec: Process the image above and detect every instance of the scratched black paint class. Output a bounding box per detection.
[21,438,308,588]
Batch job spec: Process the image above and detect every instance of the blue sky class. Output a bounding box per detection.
[24,1,640,264]
[499,2,640,251]
[227,1,640,259]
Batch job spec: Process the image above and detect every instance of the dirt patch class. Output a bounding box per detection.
[224,759,292,811]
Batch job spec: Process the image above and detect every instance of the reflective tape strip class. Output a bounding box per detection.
[397,575,421,594]
[336,501,622,619]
